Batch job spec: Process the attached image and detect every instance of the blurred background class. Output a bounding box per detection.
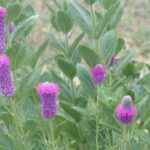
[27,0,150,63]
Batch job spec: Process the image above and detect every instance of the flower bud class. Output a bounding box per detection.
[91,64,106,85]
[116,95,136,125]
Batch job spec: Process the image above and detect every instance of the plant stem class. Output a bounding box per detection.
[96,86,100,150]
[65,33,69,56]
[49,120,56,149]
[71,80,75,99]
[122,125,126,150]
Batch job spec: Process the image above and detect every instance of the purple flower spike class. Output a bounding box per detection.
[0,55,15,97]
[91,64,106,85]
[116,95,137,125]
[110,55,116,67]
[9,22,15,34]
[37,82,59,119]
[0,7,7,53]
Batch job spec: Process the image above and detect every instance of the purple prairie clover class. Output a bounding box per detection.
[116,95,137,125]
[110,55,116,67]
[9,22,15,34]
[91,64,106,85]
[0,55,15,97]
[0,7,7,53]
[37,82,59,119]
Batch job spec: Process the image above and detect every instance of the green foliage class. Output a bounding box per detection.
[0,0,149,149]
[56,11,73,33]
[100,30,117,66]
[69,1,93,36]
[9,15,38,46]
[7,3,22,21]
[85,0,97,5]
[78,45,99,67]
[77,64,96,98]
[56,57,76,79]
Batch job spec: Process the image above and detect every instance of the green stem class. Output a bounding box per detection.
[96,86,100,150]
[49,120,56,149]
[122,125,126,150]
[71,80,75,99]
[65,33,69,56]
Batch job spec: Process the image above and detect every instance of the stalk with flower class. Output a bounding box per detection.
[116,95,137,150]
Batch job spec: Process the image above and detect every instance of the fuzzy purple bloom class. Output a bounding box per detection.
[0,7,7,53]
[110,55,116,67]
[0,55,15,97]
[37,82,59,119]
[116,95,137,125]
[91,64,106,84]
[9,22,15,34]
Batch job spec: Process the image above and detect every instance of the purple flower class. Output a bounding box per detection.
[110,55,116,67]
[116,95,137,125]
[37,82,59,119]
[0,55,15,97]
[91,64,106,84]
[0,7,7,53]
[9,22,15,34]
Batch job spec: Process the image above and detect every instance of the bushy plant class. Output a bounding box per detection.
[0,0,149,150]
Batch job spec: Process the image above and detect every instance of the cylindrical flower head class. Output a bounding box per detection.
[91,64,106,84]
[0,55,15,97]
[9,22,15,34]
[37,82,59,119]
[116,95,137,125]
[110,55,116,67]
[0,7,7,53]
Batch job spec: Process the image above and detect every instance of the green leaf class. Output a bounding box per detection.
[51,14,60,31]
[22,98,37,121]
[30,41,48,68]
[56,57,76,79]
[123,63,135,77]
[0,133,15,150]
[7,42,26,71]
[109,5,123,28]
[69,0,93,36]
[85,0,96,5]
[56,11,73,33]
[10,15,38,46]
[50,70,73,101]
[23,5,35,17]
[78,45,99,67]
[69,32,84,57]
[100,122,121,133]
[7,3,22,20]
[100,30,117,66]
[99,0,117,9]
[116,38,125,54]
[116,51,134,75]
[45,32,66,54]
[71,48,81,65]
[146,64,150,72]
[97,1,121,38]
[60,101,82,122]
[77,64,96,98]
